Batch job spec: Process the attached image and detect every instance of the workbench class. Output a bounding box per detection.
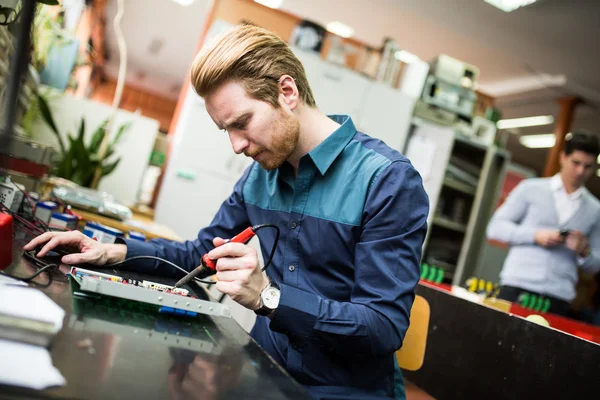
[1,235,310,399]
[72,208,182,242]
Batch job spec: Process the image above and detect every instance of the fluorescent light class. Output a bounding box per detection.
[519,134,556,149]
[326,21,354,38]
[170,0,195,6]
[597,169,600,177]
[478,74,566,97]
[394,50,420,64]
[254,0,283,8]
[497,115,554,130]
[484,0,537,12]
[597,154,600,164]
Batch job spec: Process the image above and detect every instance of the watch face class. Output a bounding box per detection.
[262,287,280,309]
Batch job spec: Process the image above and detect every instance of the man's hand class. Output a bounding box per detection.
[534,229,564,247]
[208,237,268,310]
[23,231,126,266]
[565,230,590,257]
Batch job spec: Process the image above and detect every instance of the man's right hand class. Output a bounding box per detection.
[23,231,126,266]
[534,229,564,247]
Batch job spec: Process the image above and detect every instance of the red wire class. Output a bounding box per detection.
[0,203,44,236]
[13,181,36,213]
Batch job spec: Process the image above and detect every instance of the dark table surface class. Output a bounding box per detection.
[1,234,311,400]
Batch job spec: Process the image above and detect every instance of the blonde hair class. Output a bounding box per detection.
[190,24,316,108]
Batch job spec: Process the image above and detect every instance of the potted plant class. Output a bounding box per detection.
[37,93,132,188]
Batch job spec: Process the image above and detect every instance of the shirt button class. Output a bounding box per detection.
[288,265,295,272]
[291,221,297,229]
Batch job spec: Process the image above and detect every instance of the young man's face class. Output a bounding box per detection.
[560,150,596,189]
[205,81,299,171]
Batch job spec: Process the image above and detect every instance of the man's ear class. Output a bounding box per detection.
[278,75,299,111]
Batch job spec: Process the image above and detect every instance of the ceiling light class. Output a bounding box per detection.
[394,50,420,64]
[170,0,195,6]
[477,74,566,97]
[497,115,554,130]
[597,169,600,177]
[254,0,283,8]
[519,134,556,149]
[597,154,600,164]
[484,0,537,12]
[326,21,354,38]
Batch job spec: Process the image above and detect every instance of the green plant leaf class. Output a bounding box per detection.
[38,0,60,5]
[111,121,132,148]
[37,93,66,155]
[89,120,108,154]
[55,137,75,179]
[77,118,85,141]
[101,158,121,177]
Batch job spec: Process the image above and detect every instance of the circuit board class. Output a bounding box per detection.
[69,267,232,319]
[70,267,192,296]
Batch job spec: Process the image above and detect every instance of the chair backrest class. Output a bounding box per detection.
[396,295,430,371]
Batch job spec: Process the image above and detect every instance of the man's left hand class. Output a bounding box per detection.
[565,230,590,257]
[208,237,269,310]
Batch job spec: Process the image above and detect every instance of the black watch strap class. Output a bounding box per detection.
[255,281,280,316]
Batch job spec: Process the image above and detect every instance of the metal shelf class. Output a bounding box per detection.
[432,215,467,233]
[443,177,476,195]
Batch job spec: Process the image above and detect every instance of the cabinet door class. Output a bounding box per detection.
[359,83,416,152]
[315,64,370,121]
[155,90,250,239]
[404,121,455,228]
[169,91,251,177]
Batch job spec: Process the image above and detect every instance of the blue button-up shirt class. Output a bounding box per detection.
[124,115,429,399]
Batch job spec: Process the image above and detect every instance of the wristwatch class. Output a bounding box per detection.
[255,280,280,316]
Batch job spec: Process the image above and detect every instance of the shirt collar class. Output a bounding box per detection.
[308,115,356,176]
[550,174,584,199]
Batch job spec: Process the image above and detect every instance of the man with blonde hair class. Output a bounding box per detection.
[26,24,429,399]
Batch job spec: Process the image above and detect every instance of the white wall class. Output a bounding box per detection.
[31,89,159,206]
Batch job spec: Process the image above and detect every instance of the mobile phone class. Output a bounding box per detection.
[560,229,571,238]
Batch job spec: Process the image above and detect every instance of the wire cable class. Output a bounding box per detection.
[0,264,56,287]
[251,224,280,272]
[104,225,281,287]
[104,256,216,285]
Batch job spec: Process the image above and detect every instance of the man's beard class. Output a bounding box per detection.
[253,110,299,171]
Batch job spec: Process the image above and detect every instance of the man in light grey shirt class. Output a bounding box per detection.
[487,132,600,316]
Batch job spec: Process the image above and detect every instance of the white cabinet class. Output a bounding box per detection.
[358,82,415,152]
[154,89,251,240]
[293,48,370,123]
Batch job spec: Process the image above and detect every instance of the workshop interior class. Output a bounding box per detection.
[1,0,599,399]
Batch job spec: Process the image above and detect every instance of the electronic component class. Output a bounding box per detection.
[0,213,13,270]
[0,178,24,212]
[69,270,232,319]
[70,267,190,297]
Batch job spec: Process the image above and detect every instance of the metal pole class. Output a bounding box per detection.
[0,0,37,154]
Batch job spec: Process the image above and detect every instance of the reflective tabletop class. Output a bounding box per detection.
[1,235,311,400]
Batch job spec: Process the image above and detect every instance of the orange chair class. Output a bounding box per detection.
[396,295,430,371]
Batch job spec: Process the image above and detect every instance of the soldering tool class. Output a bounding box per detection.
[173,224,280,288]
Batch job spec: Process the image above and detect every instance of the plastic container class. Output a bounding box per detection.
[49,213,78,231]
[34,201,58,224]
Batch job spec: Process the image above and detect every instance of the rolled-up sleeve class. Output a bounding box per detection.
[269,160,429,355]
